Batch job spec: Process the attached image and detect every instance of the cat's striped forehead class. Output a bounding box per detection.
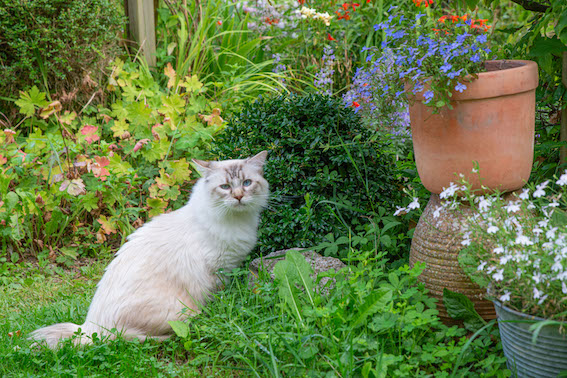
[206,159,263,183]
[223,162,245,180]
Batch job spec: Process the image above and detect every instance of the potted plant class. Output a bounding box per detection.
[347,2,538,194]
[349,1,539,324]
[439,170,567,377]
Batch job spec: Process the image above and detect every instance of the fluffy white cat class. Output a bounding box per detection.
[30,151,269,348]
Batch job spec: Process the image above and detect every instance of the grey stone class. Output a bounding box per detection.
[248,249,346,293]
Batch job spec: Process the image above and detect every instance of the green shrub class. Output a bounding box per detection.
[214,93,403,255]
[0,0,125,114]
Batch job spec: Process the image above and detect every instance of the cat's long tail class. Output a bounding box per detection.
[28,322,88,348]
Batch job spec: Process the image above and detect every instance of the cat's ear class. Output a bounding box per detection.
[192,159,211,176]
[247,150,268,168]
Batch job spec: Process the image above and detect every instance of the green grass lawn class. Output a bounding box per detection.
[0,250,508,377]
[0,258,197,377]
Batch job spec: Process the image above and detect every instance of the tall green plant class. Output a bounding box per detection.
[156,0,299,107]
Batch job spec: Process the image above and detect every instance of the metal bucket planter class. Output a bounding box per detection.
[494,300,567,377]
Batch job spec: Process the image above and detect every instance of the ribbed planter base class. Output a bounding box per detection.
[494,300,567,377]
[409,193,496,325]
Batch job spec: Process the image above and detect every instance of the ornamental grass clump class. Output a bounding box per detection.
[434,170,567,322]
[346,1,493,126]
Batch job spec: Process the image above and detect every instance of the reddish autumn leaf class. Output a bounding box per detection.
[0,154,7,165]
[81,125,100,144]
[91,156,110,180]
[164,63,176,89]
[133,138,150,152]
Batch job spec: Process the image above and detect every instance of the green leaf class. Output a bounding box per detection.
[556,9,567,45]
[15,86,49,117]
[287,251,315,305]
[180,75,203,93]
[465,0,479,10]
[5,191,20,210]
[273,261,303,325]
[528,36,567,57]
[158,94,186,122]
[351,287,393,328]
[147,198,168,217]
[108,153,133,176]
[80,192,99,212]
[168,320,189,338]
[273,251,315,325]
[298,345,318,359]
[126,101,152,127]
[443,288,486,332]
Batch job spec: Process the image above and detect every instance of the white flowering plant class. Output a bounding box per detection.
[433,170,567,321]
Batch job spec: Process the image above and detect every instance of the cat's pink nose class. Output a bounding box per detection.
[234,194,244,201]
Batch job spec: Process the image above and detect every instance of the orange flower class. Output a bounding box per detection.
[327,33,336,41]
[342,2,350,10]
[352,3,360,11]
[412,0,433,7]
[335,9,351,20]
[352,101,360,108]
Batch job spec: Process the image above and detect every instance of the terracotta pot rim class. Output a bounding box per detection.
[410,59,539,102]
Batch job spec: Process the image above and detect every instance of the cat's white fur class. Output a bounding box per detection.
[30,151,269,348]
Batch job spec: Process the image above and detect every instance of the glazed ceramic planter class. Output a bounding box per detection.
[493,300,567,377]
[409,60,539,194]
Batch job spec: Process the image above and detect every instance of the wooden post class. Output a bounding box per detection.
[561,51,567,164]
[125,0,157,67]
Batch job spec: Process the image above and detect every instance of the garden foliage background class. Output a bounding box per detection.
[0,0,566,376]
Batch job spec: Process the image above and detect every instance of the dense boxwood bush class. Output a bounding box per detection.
[215,94,403,255]
[0,0,125,114]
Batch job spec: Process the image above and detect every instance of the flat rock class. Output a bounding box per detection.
[249,249,346,293]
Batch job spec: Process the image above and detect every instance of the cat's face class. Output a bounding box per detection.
[193,151,269,213]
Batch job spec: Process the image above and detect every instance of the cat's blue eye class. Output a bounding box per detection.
[242,179,252,187]
[220,184,231,190]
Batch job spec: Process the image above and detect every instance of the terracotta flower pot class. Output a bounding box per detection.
[409,60,539,194]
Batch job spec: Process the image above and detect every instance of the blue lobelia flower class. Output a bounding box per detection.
[456,32,471,44]
[423,90,434,103]
[476,34,488,44]
[447,69,463,79]
[455,82,467,92]
[440,62,452,73]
